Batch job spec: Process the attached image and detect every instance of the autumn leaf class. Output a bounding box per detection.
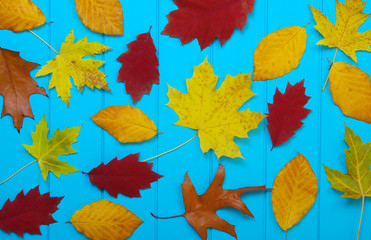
[324,125,371,239]
[0,47,47,132]
[84,153,163,198]
[253,26,307,81]
[267,80,311,150]
[23,116,81,181]
[70,199,143,240]
[0,0,46,32]
[74,0,123,35]
[310,0,371,63]
[35,30,111,106]
[152,164,267,240]
[117,27,159,103]
[0,186,63,237]
[162,0,255,50]
[272,153,318,238]
[92,105,159,143]
[167,57,264,159]
[329,62,371,123]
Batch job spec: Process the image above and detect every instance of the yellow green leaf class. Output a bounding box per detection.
[253,26,307,81]
[70,199,143,240]
[23,116,81,181]
[310,0,371,62]
[35,30,111,106]
[329,62,371,123]
[91,105,158,143]
[74,0,123,35]
[0,0,46,32]
[272,153,318,236]
[167,57,265,159]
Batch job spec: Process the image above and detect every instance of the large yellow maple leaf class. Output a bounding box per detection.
[36,30,111,106]
[167,58,265,159]
[310,0,371,62]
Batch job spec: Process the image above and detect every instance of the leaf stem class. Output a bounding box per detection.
[151,212,184,219]
[0,160,38,185]
[28,30,59,55]
[285,230,287,239]
[357,196,365,240]
[322,47,339,91]
[141,132,198,162]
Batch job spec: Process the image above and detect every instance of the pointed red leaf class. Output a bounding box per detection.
[117,27,159,103]
[162,0,255,50]
[0,186,63,237]
[86,153,163,198]
[267,80,311,150]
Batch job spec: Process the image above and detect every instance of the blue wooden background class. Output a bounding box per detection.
[1,0,371,239]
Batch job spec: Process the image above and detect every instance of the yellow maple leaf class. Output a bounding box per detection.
[310,0,371,62]
[35,30,111,106]
[0,0,46,32]
[167,58,265,159]
[70,199,143,240]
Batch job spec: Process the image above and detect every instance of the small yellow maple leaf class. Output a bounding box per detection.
[35,30,111,106]
[310,0,371,62]
[167,58,265,159]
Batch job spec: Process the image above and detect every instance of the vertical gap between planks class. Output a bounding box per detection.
[47,0,52,239]
[101,33,105,200]
[209,42,214,240]
[155,0,160,239]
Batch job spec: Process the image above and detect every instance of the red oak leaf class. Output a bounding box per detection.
[117,27,159,103]
[162,0,255,50]
[267,80,311,150]
[0,186,63,237]
[85,153,163,198]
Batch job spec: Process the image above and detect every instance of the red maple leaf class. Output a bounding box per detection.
[267,80,311,150]
[85,153,163,198]
[0,186,63,237]
[162,0,255,50]
[117,27,159,103]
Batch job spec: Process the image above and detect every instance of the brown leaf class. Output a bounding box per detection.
[0,48,47,132]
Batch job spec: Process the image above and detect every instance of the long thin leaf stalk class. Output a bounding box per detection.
[357,196,365,240]
[141,132,198,162]
[28,30,59,55]
[0,160,38,185]
[322,47,339,91]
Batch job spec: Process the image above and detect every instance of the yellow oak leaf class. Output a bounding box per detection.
[70,199,143,240]
[329,62,371,123]
[0,0,46,32]
[23,116,81,181]
[310,0,371,62]
[167,58,265,159]
[253,26,307,81]
[74,0,123,35]
[35,30,111,106]
[272,153,318,236]
[91,105,158,143]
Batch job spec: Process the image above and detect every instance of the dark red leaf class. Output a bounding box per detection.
[117,27,159,103]
[0,186,63,237]
[161,0,255,50]
[267,80,311,150]
[85,153,163,198]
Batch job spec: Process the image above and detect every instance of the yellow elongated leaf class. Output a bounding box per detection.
[35,30,111,106]
[253,26,307,81]
[329,62,371,123]
[74,0,123,35]
[167,57,265,159]
[310,0,371,62]
[0,0,46,32]
[71,200,142,240]
[272,153,318,233]
[23,116,81,181]
[91,105,158,143]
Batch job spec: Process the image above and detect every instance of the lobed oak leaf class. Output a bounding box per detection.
[70,199,143,240]
[35,30,111,106]
[162,0,255,50]
[0,47,47,132]
[167,57,265,159]
[0,186,63,237]
[117,27,159,103]
[85,153,163,198]
[267,80,311,150]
